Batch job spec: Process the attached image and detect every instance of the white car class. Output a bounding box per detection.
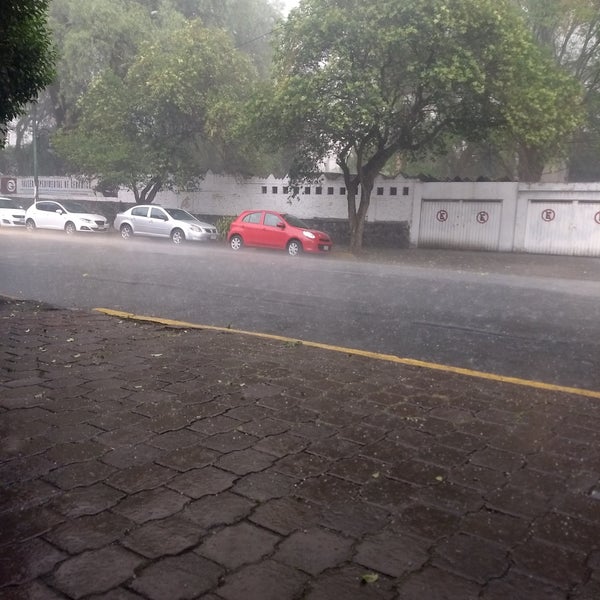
[113,205,218,244]
[25,200,109,234]
[0,196,26,227]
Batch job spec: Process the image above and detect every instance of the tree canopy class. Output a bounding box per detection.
[0,0,55,146]
[261,0,582,250]
[53,19,259,202]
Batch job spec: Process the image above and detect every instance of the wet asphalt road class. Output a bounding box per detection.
[1,229,599,391]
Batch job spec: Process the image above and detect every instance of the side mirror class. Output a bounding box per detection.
[56,209,64,215]
[277,222,285,229]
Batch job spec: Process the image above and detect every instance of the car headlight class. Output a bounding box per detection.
[189,225,202,232]
[80,218,92,223]
[302,231,316,239]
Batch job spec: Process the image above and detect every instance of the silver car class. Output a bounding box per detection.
[25,200,108,234]
[0,196,26,227]
[113,205,218,244]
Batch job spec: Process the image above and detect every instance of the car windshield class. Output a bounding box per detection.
[165,208,197,221]
[60,201,89,214]
[0,198,21,209]
[282,214,309,229]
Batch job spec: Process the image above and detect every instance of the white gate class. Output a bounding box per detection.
[524,200,600,256]
[419,199,502,250]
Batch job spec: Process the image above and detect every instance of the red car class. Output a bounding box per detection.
[227,210,333,256]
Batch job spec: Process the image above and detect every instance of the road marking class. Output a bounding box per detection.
[95,308,600,400]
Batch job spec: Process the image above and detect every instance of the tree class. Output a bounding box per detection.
[0,0,55,146]
[53,20,258,202]
[515,0,600,180]
[262,0,582,251]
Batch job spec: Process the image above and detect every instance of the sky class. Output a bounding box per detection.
[280,0,299,16]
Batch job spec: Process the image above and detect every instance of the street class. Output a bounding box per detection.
[1,229,599,391]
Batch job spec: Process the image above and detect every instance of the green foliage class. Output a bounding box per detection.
[259,0,583,249]
[54,20,259,202]
[215,215,236,239]
[0,0,55,145]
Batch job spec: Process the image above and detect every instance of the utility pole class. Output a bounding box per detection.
[32,101,39,203]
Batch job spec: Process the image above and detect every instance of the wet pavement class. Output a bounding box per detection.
[1,293,600,599]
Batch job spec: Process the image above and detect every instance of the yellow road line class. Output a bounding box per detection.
[95,308,600,400]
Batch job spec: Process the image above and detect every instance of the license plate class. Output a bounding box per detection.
[322,246,330,251]
[210,234,217,240]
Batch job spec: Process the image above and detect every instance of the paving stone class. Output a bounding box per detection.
[50,545,144,599]
[0,506,64,546]
[156,446,220,472]
[237,417,290,437]
[511,537,588,589]
[45,511,134,553]
[105,463,176,494]
[250,496,320,534]
[329,456,389,484]
[469,447,525,472]
[168,466,237,498]
[448,463,507,492]
[433,532,509,584]
[196,521,280,568]
[303,564,396,600]
[0,454,56,485]
[147,428,205,450]
[216,559,307,600]
[396,566,480,599]
[184,491,255,529]
[43,460,116,490]
[216,448,276,475]
[460,508,530,546]
[87,588,145,599]
[42,440,108,464]
[394,503,460,541]
[355,530,429,577]
[0,580,66,599]
[274,527,353,575]
[0,537,66,586]
[234,469,298,501]
[481,569,565,599]
[360,476,413,511]
[113,487,189,523]
[388,459,447,486]
[273,451,332,480]
[252,432,308,457]
[122,515,203,558]
[130,552,223,600]
[308,436,361,459]
[100,443,164,469]
[49,482,125,518]
[485,485,551,519]
[532,511,600,554]
[293,473,360,506]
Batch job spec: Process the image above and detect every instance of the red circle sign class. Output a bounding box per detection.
[595,211,600,225]
[541,209,555,222]
[476,211,489,224]
[436,209,448,222]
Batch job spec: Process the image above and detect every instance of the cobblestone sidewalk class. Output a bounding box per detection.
[1,297,599,599]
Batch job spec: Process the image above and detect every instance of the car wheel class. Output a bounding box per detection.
[287,239,302,256]
[65,221,77,235]
[120,223,133,240]
[230,234,243,251]
[26,219,36,232]
[171,228,185,244]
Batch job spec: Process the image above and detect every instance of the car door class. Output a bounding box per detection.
[38,201,65,230]
[129,206,151,234]
[262,212,288,248]
[239,211,264,246]
[147,207,170,237]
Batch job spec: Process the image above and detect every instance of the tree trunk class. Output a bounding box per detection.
[517,145,545,182]
[349,177,373,254]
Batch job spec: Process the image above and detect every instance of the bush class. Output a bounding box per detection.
[215,215,235,239]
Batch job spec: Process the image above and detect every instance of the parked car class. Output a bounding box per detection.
[25,200,109,234]
[227,210,333,256]
[113,205,218,245]
[0,196,26,227]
